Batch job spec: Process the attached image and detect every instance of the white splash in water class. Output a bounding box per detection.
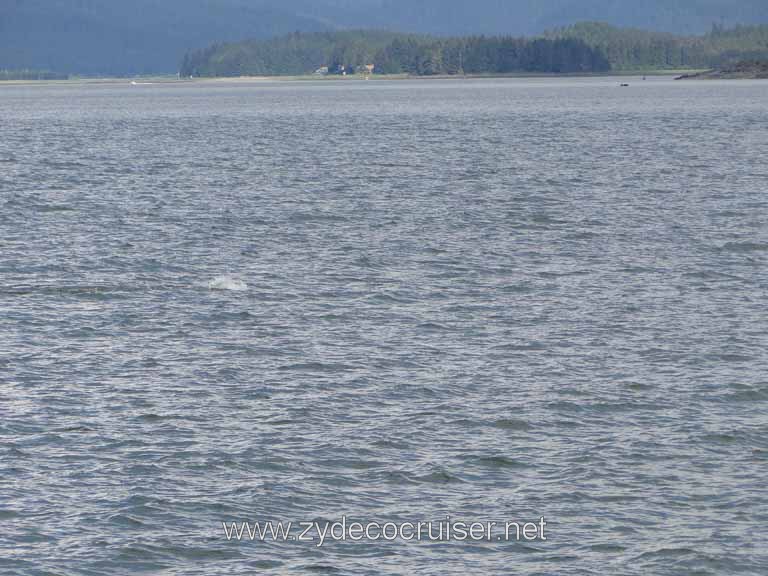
[207,275,248,292]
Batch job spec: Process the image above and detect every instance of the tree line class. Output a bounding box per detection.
[180,22,768,78]
[546,22,768,70]
[180,30,611,77]
[373,36,610,75]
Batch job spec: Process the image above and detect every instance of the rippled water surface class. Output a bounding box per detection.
[1,77,767,575]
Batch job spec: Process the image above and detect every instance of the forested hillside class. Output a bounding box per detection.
[180,31,611,77]
[182,22,768,77]
[180,31,401,77]
[547,22,768,69]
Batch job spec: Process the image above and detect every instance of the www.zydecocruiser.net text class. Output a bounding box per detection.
[222,517,548,547]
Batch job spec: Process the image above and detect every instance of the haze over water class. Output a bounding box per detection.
[1,77,767,575]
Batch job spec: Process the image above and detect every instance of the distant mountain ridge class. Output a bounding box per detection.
[1,0,767,75]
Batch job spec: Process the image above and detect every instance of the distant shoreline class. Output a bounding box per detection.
[675,60,768,80]
[0,69,711,87]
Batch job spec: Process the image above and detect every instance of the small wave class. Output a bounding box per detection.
[492,418,532,431]
[58,425,96,433]
[416,322,453,332]
[288,211,347,223]
[720,241,768,253]
[752,449,768,461]
[207,275,248,291]
[634,547,698,561]
[706,352,753,363]
[492,342,547,352]
[301,565,341,573]
[0,283,140,298]
[469,455,529,469]
[724,386,768,402]
[277,362,355,373]
[539,269,591,278]
[40,159,88,169]
[567,230,601,240]
[587,543,627,553]
[6,447,30,458]
[499,282,536,294]
[700,433,740,445]
[107,513,147,529]
[36,204,75,213]
[530,213,570,225]
[251,561,284,570]
[682,270,745,282]
[409,469,464,485]
[363,293,412,304]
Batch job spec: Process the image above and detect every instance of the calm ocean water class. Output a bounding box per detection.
[1,77,767,575]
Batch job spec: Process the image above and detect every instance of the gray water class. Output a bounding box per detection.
[1,77,767,575]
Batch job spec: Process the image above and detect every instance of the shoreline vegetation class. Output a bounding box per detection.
[0,69,712,87]
[2,22,767,84]
[181,31,611,77]
[180,23,768,79]
[545,22,768,71]
[675,60,768,80]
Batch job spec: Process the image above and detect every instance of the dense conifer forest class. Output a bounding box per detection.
[179,23,768,77]
[180,31,611,77]
[547,22,768,70]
